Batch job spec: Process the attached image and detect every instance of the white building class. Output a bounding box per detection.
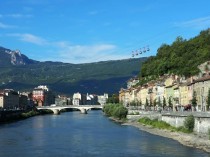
[98,93,108,106]
[73,92,81,106]
[0,89,19,110]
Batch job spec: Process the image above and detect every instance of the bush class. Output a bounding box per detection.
[184,115,195,132]
[208,128,210,140]
[138,117,173,130]
[103,103,128,120]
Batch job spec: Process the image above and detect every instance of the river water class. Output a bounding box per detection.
[0,110,209,157]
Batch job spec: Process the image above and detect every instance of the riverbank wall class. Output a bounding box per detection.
[127,110,210,134]
[161,112,210,134]
[0,110,24,122]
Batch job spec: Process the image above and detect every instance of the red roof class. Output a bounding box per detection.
[194,75,210,83]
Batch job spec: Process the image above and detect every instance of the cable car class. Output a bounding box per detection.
[139,48,142,54]
[147,45,150,51]
[143,47,146,53]
[136,50,138,56]
[132,51,135,57]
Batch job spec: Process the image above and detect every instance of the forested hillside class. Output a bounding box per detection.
[140,29,210,78]
[0,46,147,94]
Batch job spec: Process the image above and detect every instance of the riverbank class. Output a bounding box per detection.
[0,109,53,124]
[123,121,210,153]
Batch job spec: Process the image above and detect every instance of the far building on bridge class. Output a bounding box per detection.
[32,85,55,107]
[72,92,108,106]
[55,95,72,106]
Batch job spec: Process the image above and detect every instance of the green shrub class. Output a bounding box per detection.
[138,117,173,130]
[184,115,195,132]
[103,103,128,120]
[208,128,210,140]
[138,117,192,134]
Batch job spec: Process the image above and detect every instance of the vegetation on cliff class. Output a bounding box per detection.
[140,29,210,82]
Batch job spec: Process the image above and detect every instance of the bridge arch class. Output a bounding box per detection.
[36,105,103,115]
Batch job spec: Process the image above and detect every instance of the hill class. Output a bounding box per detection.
[140,29,210,80]
[0,46,147,94]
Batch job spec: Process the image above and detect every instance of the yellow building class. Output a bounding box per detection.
[179,83,189,106]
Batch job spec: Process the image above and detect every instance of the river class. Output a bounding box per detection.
[0,110,209,157]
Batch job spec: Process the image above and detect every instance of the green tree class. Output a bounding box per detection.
[163,97,166,109]
[149,99,153,107]
[158,97,162,107]
[103,103,128,120]
[184,115,195,132]
[192,91,197,111]
[168,97,173,109]
[145,98,149,108]
[153,98,157,107]
[107,94,119,104]
[207,89,210,111]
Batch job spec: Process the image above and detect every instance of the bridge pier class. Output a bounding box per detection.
[52,109,60,115]
[80,108,87,114]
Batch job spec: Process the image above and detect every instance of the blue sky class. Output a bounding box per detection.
[0,0,210,64]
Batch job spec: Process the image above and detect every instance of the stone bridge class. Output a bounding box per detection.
[36,105,103,114]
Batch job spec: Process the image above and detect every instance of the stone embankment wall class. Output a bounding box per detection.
[127,110,161,122]
[127,110,210,134]
[161,112,210,134]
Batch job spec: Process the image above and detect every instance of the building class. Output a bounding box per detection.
[86,93,98,105]
[32,85,55,106]
[0,89,19,110]
[55,95,71,106]
[97,93,108,106]
[73,92,81,106]
[193,75,210,111]
[127,77,139,88]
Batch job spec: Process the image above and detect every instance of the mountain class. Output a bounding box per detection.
[0,46,37,66]
[0,46,147,94]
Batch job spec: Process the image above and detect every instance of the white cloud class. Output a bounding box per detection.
[175,16,210,29]
[0,13,33,18]
[0,22,15,29]
[7,33,48,45]
[88,11,99,15]
[6,32,129,63]
[7,14,33,18]
[55,42,123,63]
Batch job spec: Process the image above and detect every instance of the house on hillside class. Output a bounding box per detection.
[193,75,210,111]
[127,77,139,88]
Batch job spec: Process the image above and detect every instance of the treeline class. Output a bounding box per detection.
[103,103,128,120]
[140,29,210,80]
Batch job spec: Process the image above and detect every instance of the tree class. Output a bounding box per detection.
[145,98,149,108]
[163,97,166,110]
[168,97,173,109]
[107,94,119,104]
[184,115,195,132]
[158,97,162,107]
[149,98,153,107]
[207,89,210,111]
[153,98,157,107]
[192,91,197,111]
